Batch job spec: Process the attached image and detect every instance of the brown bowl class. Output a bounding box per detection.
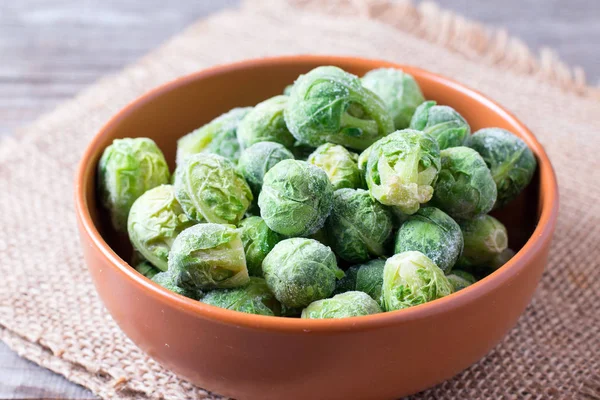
[75,56,558,400]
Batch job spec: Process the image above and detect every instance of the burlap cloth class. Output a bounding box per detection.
[1,1,599,399]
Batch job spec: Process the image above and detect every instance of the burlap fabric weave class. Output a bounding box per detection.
[1,1,599,399]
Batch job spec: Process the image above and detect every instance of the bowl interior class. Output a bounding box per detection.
[85,57,541,279]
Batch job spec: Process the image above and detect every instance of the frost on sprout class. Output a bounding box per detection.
[382,251,453,311]
[127,185,196,272]
[262,238,344,308]
[466,127,537,209]
[202,277,281,316]
[409,101,470,150]
[430,147,497,220]
[176,107,251,165]
[237,141,294,197]
[457,215,508,268]
[238,216,283,277]
[393,207,463,273]
[302,291,381,319]
[98,137,170,232]
[168,223,249,291]
[308,143,362,190]
[237,96,296,149]
[285,66,394,151]
[362,68,425,130]
[365,129,441,215]
[446,270,476,292]
[174,153,253,225]
[325,189,393,263]
[258,160,334,237]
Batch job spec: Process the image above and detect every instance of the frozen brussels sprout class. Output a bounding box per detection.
[127,185,196,271]
[237,95,295,149]
[409,101,470,149]
[176,107,251,165]
[168,223,249,290]
[382,251,453,311]
[259,160,334,236]
[325,188,393,263]
[334,258,386,304]
[457,215,508,267]
[97,138,170,231]
[333,265,359,295]
[174,153,253,225]
[394,207,463,273]
[308,143,362,190]
[490,248,516,270]
[361,68,425,130]
[365,129,441,214]
[301,291,381,319]
[262,238,344,308]
[133,258,160,279]
[285,66,394,151]
[354,258,386,306]
[446,270,476,291]
[152,271,202,300]
[202,277,281,316]
[238,216,283,277]
[466,128,537,209]
[430,147,497,220]
[237,141,294,197]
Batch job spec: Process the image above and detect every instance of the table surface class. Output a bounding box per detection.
[1,0,598,398]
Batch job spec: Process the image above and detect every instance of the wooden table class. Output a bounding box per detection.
[1,1,598,398]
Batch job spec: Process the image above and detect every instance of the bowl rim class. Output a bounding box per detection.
[75,55,559,333]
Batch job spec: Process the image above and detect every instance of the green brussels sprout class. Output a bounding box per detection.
[361,68,425,130]
[174,153,253,225]
[430,147,497,220]
[202,277,281,316]
[237,95,295,149]
[365,129,441,214]
[97,138,170,231]
[325,188,393,263]
[301,291,381,319]
[133,257,160,279]
[457,215,508,267]
[382,251,453,311]
[285,66,394,151]
[355,258,386,306]
[262,238,344,308]
[490,248,516,270]
[176,107,251,165]
[393,207,463,273]
[152,271,202,300]
[409,101,470,149]
[446,270,476,291]
[308,143,362,190]
[237,141,294,197]
[238,216,283,277]
[258,160,334,237]
[168,223,249,290]
[127,185,196,271]
[466,128,537,209]
[333,265,359,295]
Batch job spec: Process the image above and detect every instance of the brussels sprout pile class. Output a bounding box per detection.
[97,65,537,319]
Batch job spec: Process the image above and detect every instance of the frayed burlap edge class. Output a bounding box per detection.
[286,0,600,99]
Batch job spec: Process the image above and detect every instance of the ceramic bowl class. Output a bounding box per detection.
[75,55,558,400]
